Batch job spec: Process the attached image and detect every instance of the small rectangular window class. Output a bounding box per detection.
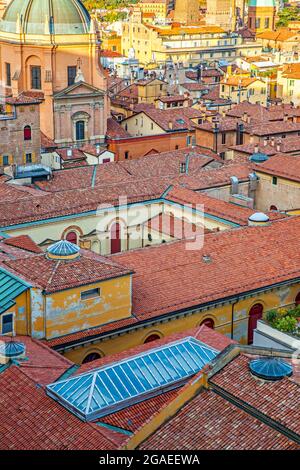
[221,132,226,144]
[26,153,32,163]
[125,151,129,159]
[67,66,77,86]
[5,62,11,86]
[31,66,41,90]
[2,313,13,334]
[2,155,9,166]
[272,176,278,185]
[81,288,101,301]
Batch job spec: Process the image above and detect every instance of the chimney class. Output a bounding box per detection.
[180,161,186,174]
[284,113,289,122]
[270,136,275,147]
[276,140,282,152]
[168,120,173,130]
[254,144,259,154]
[242,112,248,122]
[249,133,254,144]
[96,144,100,154]
[263,138,268,147]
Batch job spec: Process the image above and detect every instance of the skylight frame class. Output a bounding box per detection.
[47,337,218,421]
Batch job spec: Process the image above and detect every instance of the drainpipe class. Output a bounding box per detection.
[231,299,238,340]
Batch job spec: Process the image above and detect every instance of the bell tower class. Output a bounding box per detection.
[173,0,200,25]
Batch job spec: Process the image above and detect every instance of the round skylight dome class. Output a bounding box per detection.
[0,341,26,359]
[249,152,269,163]
[249,357,293,381]
[46,239,80,260]
[248,212,270,223]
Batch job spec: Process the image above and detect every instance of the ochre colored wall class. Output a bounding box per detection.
[28,275,132,340]
[63,282,300,364]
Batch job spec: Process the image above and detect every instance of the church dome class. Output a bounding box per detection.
[0,0,91,35]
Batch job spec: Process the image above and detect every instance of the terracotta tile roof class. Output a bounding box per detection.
[226,102,271,120]
[257,30,299,42]
[195,117,241,132]
[101,50,123,57]
[5,92,43,106]
[110,216,300,320]
[171,162,252,190]
[146,212,206,238]
[228,142,277,156]
[209,354,300,437]
[102,390,178,432]
[41,132,57,150]
[135,107,203,132]
[248,120,300,136]
[165,185,282,225]
[106,117,131,138]
[221,77,264,87]
[254,154,300,182]
[140,388,298,450]
[0,335,72,384]
[0,367,123,450]
[156,94,187,103]
[282,62,300,79]
[56,148,86,162]
[2,249,132,294]
[181,82,209,92]
[3,235,43,254]
[230,137,300,155]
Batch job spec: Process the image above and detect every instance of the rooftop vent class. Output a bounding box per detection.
[46,337,218,421]
[249,357,293,381]
[202,254,212,264]
[67,149,73,158]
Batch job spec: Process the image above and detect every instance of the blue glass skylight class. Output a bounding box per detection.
[47,337,218,421]
[249,357,293,381]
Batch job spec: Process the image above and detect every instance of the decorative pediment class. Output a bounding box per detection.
[54,81,105,100]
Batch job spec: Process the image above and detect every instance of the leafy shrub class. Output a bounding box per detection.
[274,316,298,333]
[266,309,277,324]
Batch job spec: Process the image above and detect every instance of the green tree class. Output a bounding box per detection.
[276,6,300,28]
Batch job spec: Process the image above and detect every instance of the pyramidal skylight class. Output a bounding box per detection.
[46,337,218,421]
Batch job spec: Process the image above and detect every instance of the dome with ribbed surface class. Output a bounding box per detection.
[249,357,293,381]
[0,0,90,35]
[0,341,26,359]
[47,240,80,260]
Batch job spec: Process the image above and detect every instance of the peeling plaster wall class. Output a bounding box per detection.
[44,275,132,339]
[30,288,45,339]
[64,282,300,364]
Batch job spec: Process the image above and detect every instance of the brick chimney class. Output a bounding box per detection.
[168,120,173,130]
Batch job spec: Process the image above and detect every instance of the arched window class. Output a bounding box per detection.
[270,205,278,211]
[24,125,32,141]
[200,318,215,329]
[75,120,85,141]
[248,303,264,344]
[296,292,300,305]
[144,334,161,344]
[82,352,101,364]
[65,231,78,245]
[111,222,121,254]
